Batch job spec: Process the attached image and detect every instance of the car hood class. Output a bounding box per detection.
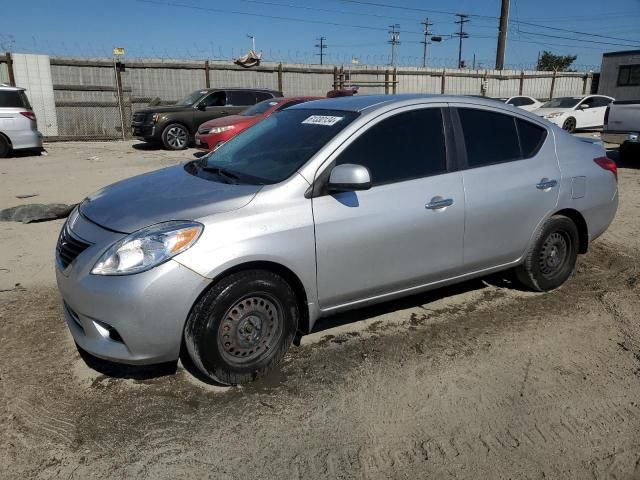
[134,105,192,114]
[79,164,261,233]
[534,108,570,117]
[200,115,260,128]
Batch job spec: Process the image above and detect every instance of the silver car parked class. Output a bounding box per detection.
[56,95,618,384]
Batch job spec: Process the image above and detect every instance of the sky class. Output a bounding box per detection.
[2,0,640,70]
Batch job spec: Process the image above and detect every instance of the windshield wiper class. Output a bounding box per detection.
[199,165,241,184]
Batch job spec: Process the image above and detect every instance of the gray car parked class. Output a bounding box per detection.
[56,95,618,384]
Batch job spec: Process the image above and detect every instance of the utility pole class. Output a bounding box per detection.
[388,24,400,67]
[495,0,510,70]
[420,17,433,68]
[315,36,327,65]
[454,14,469,69]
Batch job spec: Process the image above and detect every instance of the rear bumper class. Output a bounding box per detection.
[8,129,43,150]
[601,130,639,145]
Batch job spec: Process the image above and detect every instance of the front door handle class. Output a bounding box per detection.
[536,179,558,190]
[426,197,454,210]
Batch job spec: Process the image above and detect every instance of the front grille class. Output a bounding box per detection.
[57,227,91,269]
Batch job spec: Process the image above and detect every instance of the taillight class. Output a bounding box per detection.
[604,106,610,126]
[20,111,36,121]
[594,156,617,182]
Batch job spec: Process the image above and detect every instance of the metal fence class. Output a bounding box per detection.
[0,53,594,141]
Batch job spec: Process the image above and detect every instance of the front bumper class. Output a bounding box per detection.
[55,214,210,365]
[131,123,156,140]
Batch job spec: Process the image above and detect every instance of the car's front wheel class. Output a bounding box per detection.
[515,215,579,292]
[562,117,576,133]
[161,123,190,150]
[184,270,299,385]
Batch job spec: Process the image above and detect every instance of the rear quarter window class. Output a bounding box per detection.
[516,119,547,158]
[0,90,29,108]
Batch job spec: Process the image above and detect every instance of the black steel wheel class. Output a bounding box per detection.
[515,215,579,292]
[161,123,189,150]
[184,270,298,385]
[562,117,576,133]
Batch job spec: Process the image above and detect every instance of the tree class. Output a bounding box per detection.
[536,51,577,71]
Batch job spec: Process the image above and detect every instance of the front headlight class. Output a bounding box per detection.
[151,113,162,124]
[545,112,564,119]
[211,125,235,134]
[91,221,203,275]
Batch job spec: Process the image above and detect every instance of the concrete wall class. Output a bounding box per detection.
[598,51,640,101]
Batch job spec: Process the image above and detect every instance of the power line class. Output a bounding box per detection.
[337,0,498,20]
[234,0,419,22]
[134,0,424,35]
[516,29,640,48]
[338,0,640,45]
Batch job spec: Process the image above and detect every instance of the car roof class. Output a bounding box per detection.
[288,94,532,113]
[0,84,25,91]
[206,88,281,93]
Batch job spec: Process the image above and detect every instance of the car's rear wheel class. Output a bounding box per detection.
[562,117,576,133]
[161,123,189,150]
[619,142,639,163]
[515,215,579,292]
[0,135,10,158]
[184,270,298,385]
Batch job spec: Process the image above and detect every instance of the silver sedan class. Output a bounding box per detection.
[56,95,618,384]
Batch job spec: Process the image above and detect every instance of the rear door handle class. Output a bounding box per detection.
[536,179,558,190]
[425,197,454,210]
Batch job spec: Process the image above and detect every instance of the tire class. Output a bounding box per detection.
[619,142,639,163]
[161,123,190,150]
[184,270,299,385]
[0,135,10,158]
[562,117,576,133]
[515,215,579,292]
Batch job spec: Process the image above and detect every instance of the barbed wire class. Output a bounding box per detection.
[1,37,600,72]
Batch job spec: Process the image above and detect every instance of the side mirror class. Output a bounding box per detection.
[197,103,207,111]
[579,103,590,110]
[328,164,371,192]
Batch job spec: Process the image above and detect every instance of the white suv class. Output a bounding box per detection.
[0,84,43,157]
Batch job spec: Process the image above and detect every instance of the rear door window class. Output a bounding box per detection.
[458,108,521,167]
[0,90,29,108]
[227,91,257,106]
[200,91,226,107]
[336,108,447,186]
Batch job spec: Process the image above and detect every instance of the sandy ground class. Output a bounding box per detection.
[1,138,640,479]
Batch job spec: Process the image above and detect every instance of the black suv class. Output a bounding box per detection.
[132,88,282,150]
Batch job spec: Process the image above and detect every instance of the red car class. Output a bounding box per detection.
[195,96,321,150]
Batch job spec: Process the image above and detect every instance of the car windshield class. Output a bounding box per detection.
[175,90,207,107]
[241,99,279,116]
[541,97,581,109]
[187,108,359,185]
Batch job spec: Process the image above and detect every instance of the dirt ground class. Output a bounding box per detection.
[1,138,639,479]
